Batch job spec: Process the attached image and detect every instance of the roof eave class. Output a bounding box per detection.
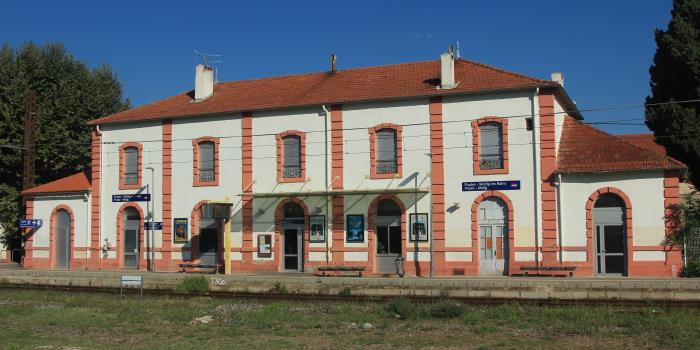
[22,189,91,196]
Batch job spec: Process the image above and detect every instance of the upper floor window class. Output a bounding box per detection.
[119,143,142,189]
[376,129,397,174]
[283,135,302,178]
[193,137,220,186]
[198,141,215,182]
[479,122,503,170]
[276,131,306,183]
[369,123,403,179]
[472,118,509,175]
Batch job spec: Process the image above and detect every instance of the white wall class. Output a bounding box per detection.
[30,194,91,260]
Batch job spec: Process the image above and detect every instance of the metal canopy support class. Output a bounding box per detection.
[242,187,431,199]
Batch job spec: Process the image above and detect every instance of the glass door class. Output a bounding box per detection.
[375,216,401,273]
[124,227,139,268]
[283,227,303,271]
[596,225,625,275]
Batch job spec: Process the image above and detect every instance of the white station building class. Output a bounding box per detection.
[20,51,685,277]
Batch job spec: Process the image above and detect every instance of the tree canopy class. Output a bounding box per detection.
[0,42,129,252]
[646,0,700,187]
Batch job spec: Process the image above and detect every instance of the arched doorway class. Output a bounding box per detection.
[122,207,141,269]
[478,197,508,276]
[594,193,627,276]
[375,199,402,274]
[197,203,221,267]
[54,209,71,269]
[281,201,305,272]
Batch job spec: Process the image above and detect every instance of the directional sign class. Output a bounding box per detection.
[19,219,42,228]
[144,221,163,230]
[462,180,521,192]
[112,194,151,202]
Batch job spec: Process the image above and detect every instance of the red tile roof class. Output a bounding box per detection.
[617,134,668,155]
[22,172,91,195]
[557,117,685,174]
[90,58,558,125]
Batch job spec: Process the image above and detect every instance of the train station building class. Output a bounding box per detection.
[20,50,685,277]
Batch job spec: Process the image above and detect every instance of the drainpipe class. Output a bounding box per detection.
[95,125,103,270]
[555,172,564,265]
[530,89,541,268]
[84,192,89,268]
[321,105,330,266]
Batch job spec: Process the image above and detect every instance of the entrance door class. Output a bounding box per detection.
[55,209,71,269]
[376,216,401,273]
[283,227,303,271]
[199,219,219,266]
[123,207,140,269]
[593,194,627,276]
[478,198,508,276]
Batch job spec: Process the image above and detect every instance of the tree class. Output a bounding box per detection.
[0,42,129,258]
[646,0,700,187]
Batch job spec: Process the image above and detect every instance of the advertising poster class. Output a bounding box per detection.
[409,213,429,242]
[346,215,365,243]
[309,215,325,243]
[173,218,188,243]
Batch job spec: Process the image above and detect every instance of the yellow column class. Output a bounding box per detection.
[224,219,231,274]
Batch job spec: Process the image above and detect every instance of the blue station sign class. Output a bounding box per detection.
[112,194,151,202]
[144,221,163,230]
[19,219,43,228]
[462,180,521,192]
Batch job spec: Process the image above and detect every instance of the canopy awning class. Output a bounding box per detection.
[241,187,430,199]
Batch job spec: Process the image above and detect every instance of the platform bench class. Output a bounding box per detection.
[178,263,219,274]
[316,266,366,277]
[520,265,577,277]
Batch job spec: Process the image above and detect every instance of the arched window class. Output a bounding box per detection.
[282,135,302,178]
[283,202,305,218]
[119,143,142,189]
[376,129,397,174]
[193,137,219,186]
[54,208,71,269]
[377,199,401,216]
[479,122,503,170]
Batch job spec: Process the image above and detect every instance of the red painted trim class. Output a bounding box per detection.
[274,197,309,271]
[538,91,558,263]
[330,105,344,265]
[367,195,409,274]
[192,136,220,187]
[118,142,143,190]
[90,129,101,267]
[470,191,515,276]
[664,170,683,276]
[49,205,75,269]
[275,130,307,183]
[116,203,145,270]
[471,117,510,175]
[161,120,173,269]
[241,112,254,268]
[23,197,35,268]
[429,96,446,275]
[368,123,403,179]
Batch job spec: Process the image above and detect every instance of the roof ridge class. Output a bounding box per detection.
[455,58,551,84]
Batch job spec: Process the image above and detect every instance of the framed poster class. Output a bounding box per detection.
[173,218,188,243]
[409,213,429,242]
[346,215,365,243]
[258,234,272,258]
[309,215,325,243]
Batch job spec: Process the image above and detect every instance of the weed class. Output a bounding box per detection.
[338,287,352,296]
[428,301,464,319]
[272,281,289,294]
[176,276,209,294]
[385,298,417,319]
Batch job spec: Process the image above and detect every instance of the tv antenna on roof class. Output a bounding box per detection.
[194,49,224,82]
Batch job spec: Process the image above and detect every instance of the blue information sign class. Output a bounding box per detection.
[19,219,42,228]
[112,194,151,202]
[145,222,163,230]
[462,180,521,192]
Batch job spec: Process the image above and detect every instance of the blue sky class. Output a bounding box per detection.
[1,0,673,134]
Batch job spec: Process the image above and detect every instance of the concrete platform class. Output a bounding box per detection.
[1,269,699,302]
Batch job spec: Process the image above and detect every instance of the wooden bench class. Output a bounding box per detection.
[316,266,366,277]
[520,265,577,277]
[178,263,219,274]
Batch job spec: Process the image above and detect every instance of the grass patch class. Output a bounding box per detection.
[176,275,210,294]
[0,289,699,349]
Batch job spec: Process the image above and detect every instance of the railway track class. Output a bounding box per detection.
[3,282,700,308]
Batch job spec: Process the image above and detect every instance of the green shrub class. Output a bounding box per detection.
[683,260,700,277]
[176,276,209,294]
[385,298,417,319]
[429,301,464,319]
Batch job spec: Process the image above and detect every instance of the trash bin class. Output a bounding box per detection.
[395,257,405,277]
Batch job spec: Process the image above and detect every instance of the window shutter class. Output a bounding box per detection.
[125,148,138,175]
[376,129,396,162]
[480,123,502,159]
[199,142,215,171]
[283,136,301,167]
